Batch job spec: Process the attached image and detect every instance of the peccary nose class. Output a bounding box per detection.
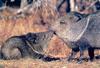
[51,30,56,35]
[48,29,56,35]
[54,31,56,35]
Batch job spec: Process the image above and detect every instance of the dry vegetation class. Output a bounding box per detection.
[0,58,100,68]
[0,0,100,68]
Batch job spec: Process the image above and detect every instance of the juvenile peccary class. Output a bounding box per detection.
[1,30,54,60]
[50,11,100,63]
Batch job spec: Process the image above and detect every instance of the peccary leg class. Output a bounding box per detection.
[77,49,84,64]
[67,49,78,62]
[18,45,30,58]
[88,47,94,61]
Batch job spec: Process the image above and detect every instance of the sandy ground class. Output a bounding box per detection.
[0,58,100,68]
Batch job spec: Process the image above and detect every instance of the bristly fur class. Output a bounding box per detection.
[1,30,54,60]
[50,11,100,63]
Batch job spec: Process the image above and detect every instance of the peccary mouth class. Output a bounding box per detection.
[53,31,57,35]
[49,29,57,35]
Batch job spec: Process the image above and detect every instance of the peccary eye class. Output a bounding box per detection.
[60,21,65,24]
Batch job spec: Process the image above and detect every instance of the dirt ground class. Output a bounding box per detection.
[0,58,100,68]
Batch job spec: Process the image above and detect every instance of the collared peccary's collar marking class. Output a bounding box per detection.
[73,16,91,42]
[25,30,54,54]
[51,13,91,42]
[68,16,91,42]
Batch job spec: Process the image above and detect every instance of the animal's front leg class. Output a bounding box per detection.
[77,48,84,64]
[67,49,77,62]
[88,47,94,62]
[19,45,30,58]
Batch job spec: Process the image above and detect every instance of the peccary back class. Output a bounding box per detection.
[1,30,54,60]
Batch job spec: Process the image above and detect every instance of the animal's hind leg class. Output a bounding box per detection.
[1,46,22,60]
[67,49,78,62]
[18,45,30,58]
[77,49,84,64]
[88,47,94,61]
[1,38,30,59]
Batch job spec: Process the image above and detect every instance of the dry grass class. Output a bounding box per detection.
[0,0,100,68]
[0,15,46,42]
[0,58,100,68]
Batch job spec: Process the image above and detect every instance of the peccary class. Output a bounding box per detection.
[1,30,54,60]
[50,11,100,63]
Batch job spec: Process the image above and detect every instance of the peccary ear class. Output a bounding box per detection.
[69,16,90,41]
[67,12,85,22]
[26,33,32,40]
[26,33,35,41]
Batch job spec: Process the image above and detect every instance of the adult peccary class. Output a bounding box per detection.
[0,30,54,60]
[49,11,100,63]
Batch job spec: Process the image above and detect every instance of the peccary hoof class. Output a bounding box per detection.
[88,58,94,62]
[77,60,83,64]
[67,57,73,62]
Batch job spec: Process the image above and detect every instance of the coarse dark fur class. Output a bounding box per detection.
[50,11,100,63]
[0,30,54,60]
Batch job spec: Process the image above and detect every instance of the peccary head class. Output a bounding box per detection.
[25,30,54,54]
[50,12,90,42]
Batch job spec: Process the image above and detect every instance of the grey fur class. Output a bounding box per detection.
[50,11,100,63]
[1,30,54,60]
